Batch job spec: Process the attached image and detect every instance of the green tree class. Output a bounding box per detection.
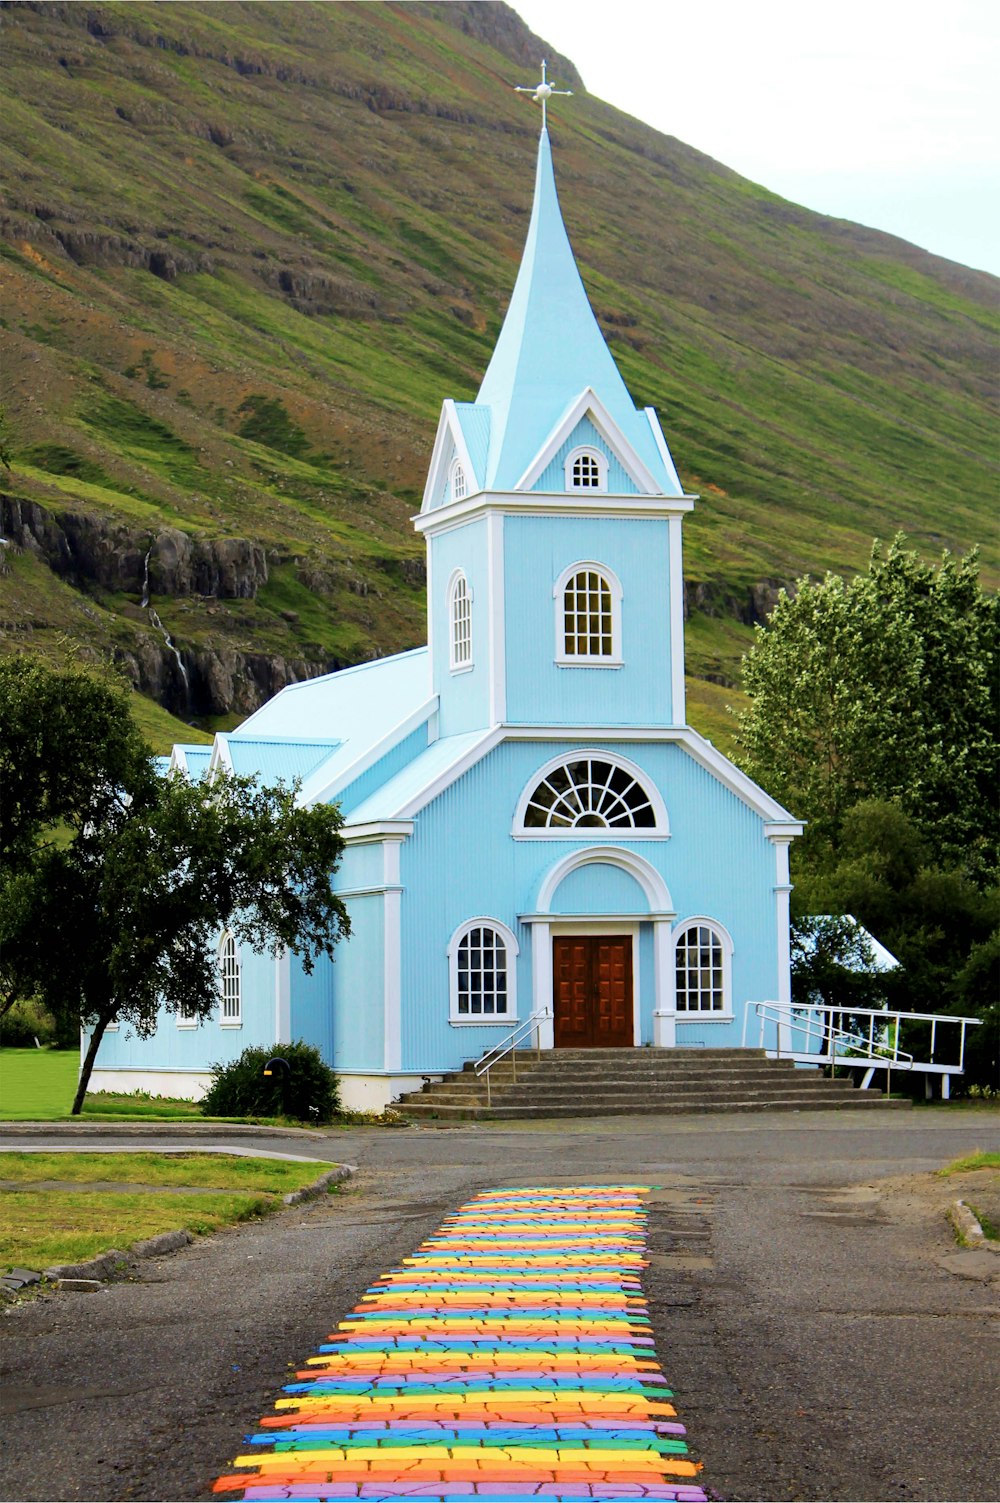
[737,538,998,874]
[0,661,350,1112]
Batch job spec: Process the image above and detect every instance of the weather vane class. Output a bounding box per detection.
[514,60,573,129]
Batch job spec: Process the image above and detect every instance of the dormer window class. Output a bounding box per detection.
[449,569,473,672]
[451,459,468,502]
[565,446,607,492]
[554,561,623,666]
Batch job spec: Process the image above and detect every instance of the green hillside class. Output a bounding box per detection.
[1,0,996,752]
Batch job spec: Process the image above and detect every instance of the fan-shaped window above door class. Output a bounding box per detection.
[513,753,668,838]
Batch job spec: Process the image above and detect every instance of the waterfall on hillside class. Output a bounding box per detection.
[140,542,190,709]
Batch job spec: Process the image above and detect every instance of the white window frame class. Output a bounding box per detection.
[218,931,242,1027]
[564,445,608,492]
[176,1001,198,1030]
[447,917,519,1026]
[671,917,734,1022]
[553,560,623,667]
[448,568,474,673]
[512,750,669,839]
[450,458,468,502]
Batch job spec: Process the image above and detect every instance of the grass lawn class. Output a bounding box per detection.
[938,1150,1000,1175]
[0,1151,332,1270]
[0,1049,231,1121]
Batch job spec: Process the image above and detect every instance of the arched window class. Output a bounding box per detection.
[218,932,242,1025]
[565,446,607,492]
[517,754,664,832]
[449,570,473,671]
[450,459,468,502]
[554,562,623,664]
[448,919,519,1023]
[673,920,733,1016]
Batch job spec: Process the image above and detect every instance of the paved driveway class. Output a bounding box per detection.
[0,1108,997,1502]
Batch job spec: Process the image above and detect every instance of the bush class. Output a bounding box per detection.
[0,999,57,1048]
[200,1040,340,1122]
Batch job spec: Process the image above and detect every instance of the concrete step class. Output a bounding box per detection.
[401,1069,846,1099]
[401,1080,860,1108]
[400,1094,911,1121]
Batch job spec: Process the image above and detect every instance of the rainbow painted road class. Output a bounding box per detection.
[214,1184,708,1502]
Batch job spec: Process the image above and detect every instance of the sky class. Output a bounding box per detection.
[512,0,998,276]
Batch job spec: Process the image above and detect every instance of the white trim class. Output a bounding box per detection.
[521,910,676,924]
[652,916,676,1046]
[532,922,554,1049]
[675,730,802,826]
[771,837,793,1051]
[450,457,469,503]
[89,1068,211,1102]
[447,568,474,674]
[274,948,291,1044]
[421,399,480,512]
[513,388,662,495]
[487,511,506,725]
[176,1009,198,1031]
[342,820,415,843]
[668,515,686,725]
[564,445,608,493]
[414,491,697,537]
[671,916,734,1021]
[383,840,403,1071]
[644,407,686,497]
[299,698,437,809]
[217,930,241,1026]
[512,749,669,839]
[553,560,623,667]
[535,845,673,915]
[207,735,233,780]
[447,916,519,1026]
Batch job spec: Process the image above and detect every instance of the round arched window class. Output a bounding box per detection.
[523,757,657,830]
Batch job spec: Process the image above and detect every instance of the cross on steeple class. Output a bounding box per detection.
[514,60,573,129]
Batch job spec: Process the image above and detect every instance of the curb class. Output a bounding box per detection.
[10,1162,356,1291]
[0,1120,326,1140]
[952,1198,1000,1251]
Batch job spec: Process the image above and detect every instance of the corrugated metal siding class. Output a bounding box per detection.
[550,863,646,914]
[329,894,385,1072]
[337,725,429,817]
[532,416,639,494]
[226,738,342,786]
[94,938,275,1072]
[455,403,491,488]
[290,951,335,1059]
[334,843,385,893]
[397,738,779,1072]
[430,517,492,736]
[503,515,673,725]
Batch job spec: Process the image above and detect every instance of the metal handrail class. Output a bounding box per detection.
[743,1001,980,1079]
[474,1010,549,1106]
[747,1003,914,1068]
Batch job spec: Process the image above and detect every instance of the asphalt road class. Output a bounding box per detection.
[0,1107,997,1503]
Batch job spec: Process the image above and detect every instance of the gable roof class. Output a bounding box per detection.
[173,649,436,808]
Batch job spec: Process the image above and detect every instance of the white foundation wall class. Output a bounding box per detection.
[338,1073,442,1112]
[89,1069,212,1101]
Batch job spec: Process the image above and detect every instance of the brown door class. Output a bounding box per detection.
[553,936,633,1048]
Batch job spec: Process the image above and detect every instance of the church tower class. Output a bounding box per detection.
[416,124,695,738]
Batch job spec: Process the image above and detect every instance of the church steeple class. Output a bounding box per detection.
[476,126,678,495]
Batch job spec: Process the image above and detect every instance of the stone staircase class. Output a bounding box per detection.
[396,1047,910,1121]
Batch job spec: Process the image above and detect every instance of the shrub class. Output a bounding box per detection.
[0,999,57,1048]
[200,1040,340,1122]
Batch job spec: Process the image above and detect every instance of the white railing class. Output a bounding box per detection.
[743,1002,981,1097]
[474,1010,550,1106]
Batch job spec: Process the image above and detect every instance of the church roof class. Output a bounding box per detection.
[475,128,674,494]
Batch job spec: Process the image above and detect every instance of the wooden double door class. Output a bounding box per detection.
[553,935,633,1048]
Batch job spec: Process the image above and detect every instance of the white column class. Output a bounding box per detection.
[383,839,404,1072]
[652,917,676,1047]
[487,510,506,726]
[532,921,554,1049]
[274,948,291,1044]
[770,836,793,1054]
[668,516,686,726]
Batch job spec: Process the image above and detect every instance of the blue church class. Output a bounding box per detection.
[91,120,803,1111]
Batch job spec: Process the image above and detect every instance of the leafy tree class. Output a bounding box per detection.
[737,538,998,875]
[791,914,891,1014]
[0,661,351,1112]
